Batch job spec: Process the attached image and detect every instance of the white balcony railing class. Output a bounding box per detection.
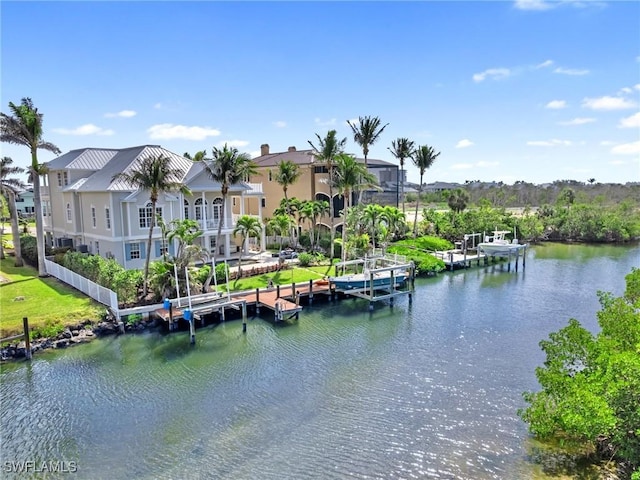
[244,182,263,194]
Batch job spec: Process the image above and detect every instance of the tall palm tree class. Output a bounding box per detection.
[197,144,258,264]
[347,116,388,204]
[1,98,61,276]
[0,157,26,266]
[232,215,262,283]
[447,188,469,214]
[274,160,301,215]
[308,130,346,261]
[333,153,378,264]
[381,205,406,249]
[275,160,301,246]
[112,155,190,297]
[388,138,415,215]
[411,145,440,237]
[347,116,388,168]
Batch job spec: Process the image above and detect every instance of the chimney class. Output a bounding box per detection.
[260,144,270,156]
[288,146,296,152]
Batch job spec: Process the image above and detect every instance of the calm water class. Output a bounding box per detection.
[1,243,637,479]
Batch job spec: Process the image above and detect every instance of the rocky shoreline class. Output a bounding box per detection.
[0,316,161,362]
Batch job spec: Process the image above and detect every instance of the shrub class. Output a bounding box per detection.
[20,235,51,267]
[297,252,313,267]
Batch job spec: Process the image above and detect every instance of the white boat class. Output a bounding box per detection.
[330,269,407,290]
[478,230,526,256]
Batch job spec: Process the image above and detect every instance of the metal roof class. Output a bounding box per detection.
[253,148,395,168]
[45,148,118,170]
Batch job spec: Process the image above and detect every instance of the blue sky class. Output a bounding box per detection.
[2,0,639,185]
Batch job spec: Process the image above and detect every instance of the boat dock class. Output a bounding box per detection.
[331,254,415,310]
[431,232,527,271]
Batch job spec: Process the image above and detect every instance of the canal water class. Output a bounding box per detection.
[1,243,637,479]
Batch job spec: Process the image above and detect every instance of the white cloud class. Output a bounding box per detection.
[314,117,337,126]
[53,124,114,136]
[600,141,616,146]
[582,96,637,110]
[554,67,589,76]
[635,84,640,91]
[558,117,596,126]
[153,103,163,110]
[526,139,572,147]
[619,112,640,129]
[609,159,627,165]
[248,150,262,158]
[273,121,287,128]
[104,110,136,118]
[611,141,640,155]
[455,139,474,149]
[535,59,554,69]
[477,161,499,168]
[514,0,553,11]
[545,100,567,109]
[472,68,511,82]
[216,140,249,148]
[147,123,221,141]
[451,163,474,170]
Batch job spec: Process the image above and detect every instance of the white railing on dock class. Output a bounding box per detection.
[44,259,119,312]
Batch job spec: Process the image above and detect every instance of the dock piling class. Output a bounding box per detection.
[23,317,32,360]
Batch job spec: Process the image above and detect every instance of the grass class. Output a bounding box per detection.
[218,264,335,292]
[0,258,104,338]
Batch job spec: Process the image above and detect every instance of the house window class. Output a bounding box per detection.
[25,206,34,214]
[139,203,162,229]
[95,241,100,255]
[58,172,69,186]
[268,170,272,181]
[184,199,190,219]
[209,237,216,252]
[212,198,223,224]
[129,243,141,259]
[105,208,111,229]
[91,206,97,228]
[261,198,266,208]
[232,197,236,207]
[194,198,207,221]
[155,240,169,257]
[66,203,72,222]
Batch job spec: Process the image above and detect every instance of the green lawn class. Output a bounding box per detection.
[218,264,334,292]
[0,258,104,338]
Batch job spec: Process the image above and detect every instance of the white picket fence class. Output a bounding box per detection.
[44,259,119,313]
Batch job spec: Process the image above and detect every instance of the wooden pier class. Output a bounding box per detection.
[431,232,527,271]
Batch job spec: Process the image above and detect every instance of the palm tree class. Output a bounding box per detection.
[347,116,388,168]
[1,98,61,276]
[333,153,378,264]
[233,215,262,283]
[447,188,469,214]
[308,130,346,261]
[268,214,293,250]
[388,138,415,215]
[347,116,388,204]
[363,203,384,251]
[0,157,26,266]
[112,154,190,297]
[381,205,406,246]
[411,145,440,237]
[184,150,208,162]
[197,144,257,263]
[274,160,301,214]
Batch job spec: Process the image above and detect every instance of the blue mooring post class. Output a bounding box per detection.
[163,298,173,331]
[184,309,195,344]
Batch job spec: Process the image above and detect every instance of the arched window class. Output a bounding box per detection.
[212,197,223,224]
[183,199,190,219]
[194,198,207,221]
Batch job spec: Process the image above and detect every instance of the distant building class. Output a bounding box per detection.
[15,188,35,217]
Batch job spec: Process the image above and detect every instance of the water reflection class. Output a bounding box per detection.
[0,244,637,479]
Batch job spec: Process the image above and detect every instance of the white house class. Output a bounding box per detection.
[15,188,35,217]
[41,145,265,270]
